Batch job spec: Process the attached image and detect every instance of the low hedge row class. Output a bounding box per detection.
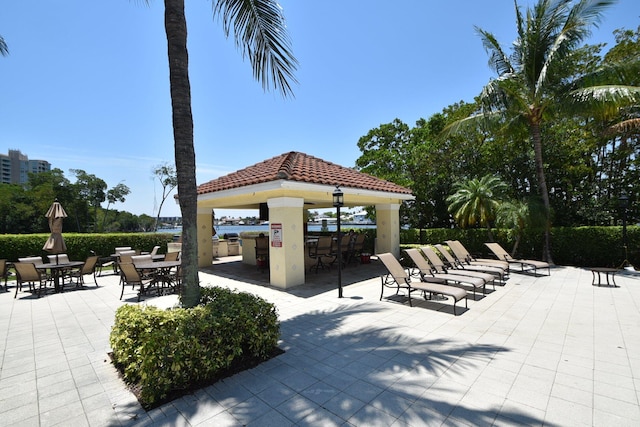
[400,226,639,268]
[0,233,174,262]
[109,286,279,409]
[1,225,635,267]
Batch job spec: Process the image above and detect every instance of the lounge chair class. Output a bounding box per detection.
[405,248,487,299]
[420,246,496,291]
[377,253,467,315]
[434,244,507,283]
[445,240,509,271]
[485,242,550,276]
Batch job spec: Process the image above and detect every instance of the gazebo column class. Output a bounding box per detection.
[197,207,213,268]
[267,197,305,289]
[375,203,401,258]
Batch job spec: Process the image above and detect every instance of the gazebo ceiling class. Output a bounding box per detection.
[195,151,414,210]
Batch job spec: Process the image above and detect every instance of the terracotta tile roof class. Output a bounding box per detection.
[197,151,412,195]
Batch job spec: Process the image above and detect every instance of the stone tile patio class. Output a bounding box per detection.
[1,257,639,426]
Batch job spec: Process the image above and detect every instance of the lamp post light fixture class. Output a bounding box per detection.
[618,192,630,269]
[333,186,344,298]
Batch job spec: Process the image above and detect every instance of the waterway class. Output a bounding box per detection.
[159,223,376,236]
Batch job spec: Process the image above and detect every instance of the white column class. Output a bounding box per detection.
[375,203,401,258]
[267,197,305,288]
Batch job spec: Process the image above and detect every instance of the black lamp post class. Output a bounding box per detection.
[333,186,344,298]
[619,192,629,268]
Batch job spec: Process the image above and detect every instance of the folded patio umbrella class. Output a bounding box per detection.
[43,200,68,263]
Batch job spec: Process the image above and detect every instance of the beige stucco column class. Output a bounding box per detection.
[375,203,401,257]
[197,207,213,268]
[267,197,305,289]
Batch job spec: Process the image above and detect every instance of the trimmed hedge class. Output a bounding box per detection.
[400,226,639,268]
[109,286,279,408]
[0,233,174,262]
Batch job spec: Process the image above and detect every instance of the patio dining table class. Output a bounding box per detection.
[133,260,181,295]
[35,261,83,293]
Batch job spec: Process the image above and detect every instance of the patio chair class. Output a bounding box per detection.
[308,235,334,273]
[47,254,70,264]
[329,233,351,269]
[377,253,467,315]
[485,242,550,276]
[445,240,509,271]
[47,254,72,285]
[1,259,15,291]
[405,248,486,299]
[69,255,99,287]
[150,245,161,256]
[164,251,180,262]
[118,262,157,301]
[347,233,366,265]
[13,262,49,298]
[18,256,44,264]
[131,254,154,279]
[434,244,507,283]
[119,252,135,265]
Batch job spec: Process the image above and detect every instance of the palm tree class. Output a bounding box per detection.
[495,198,545,257]
[153,0,297,307]
[447,0,640,263]
[446,175,507,241]
[0,35,8,56]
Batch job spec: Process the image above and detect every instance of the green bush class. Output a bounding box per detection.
[0,233,174,262]
[109,286,279,408]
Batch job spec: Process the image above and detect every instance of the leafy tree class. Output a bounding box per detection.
[152,163,178,231]
[146,0,297,307]
[101,182,131,231]
[446,175,508,240]
[70,169,107,232]
[448,0,640,262]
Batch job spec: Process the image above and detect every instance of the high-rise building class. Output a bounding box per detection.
[0,149,51,184]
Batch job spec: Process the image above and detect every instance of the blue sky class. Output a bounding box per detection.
[1,1,638,218]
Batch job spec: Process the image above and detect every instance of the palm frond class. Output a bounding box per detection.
[213,0,298,97]
[566,85,640,117]
[570,60,640,88]
[475,27,514,76]
[441,110,497,138]
[607,118,640,134]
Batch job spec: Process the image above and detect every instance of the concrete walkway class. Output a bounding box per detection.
[1,260,639,426]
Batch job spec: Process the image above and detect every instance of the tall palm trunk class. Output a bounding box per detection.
[164,0,199,307]
[530,120,553,264]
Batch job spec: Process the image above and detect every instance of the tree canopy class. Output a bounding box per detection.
[355,20,640,255]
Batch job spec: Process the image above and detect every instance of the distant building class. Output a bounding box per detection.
[0,149,51,184]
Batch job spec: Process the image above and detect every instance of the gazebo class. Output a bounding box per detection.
[194,151,414,289]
